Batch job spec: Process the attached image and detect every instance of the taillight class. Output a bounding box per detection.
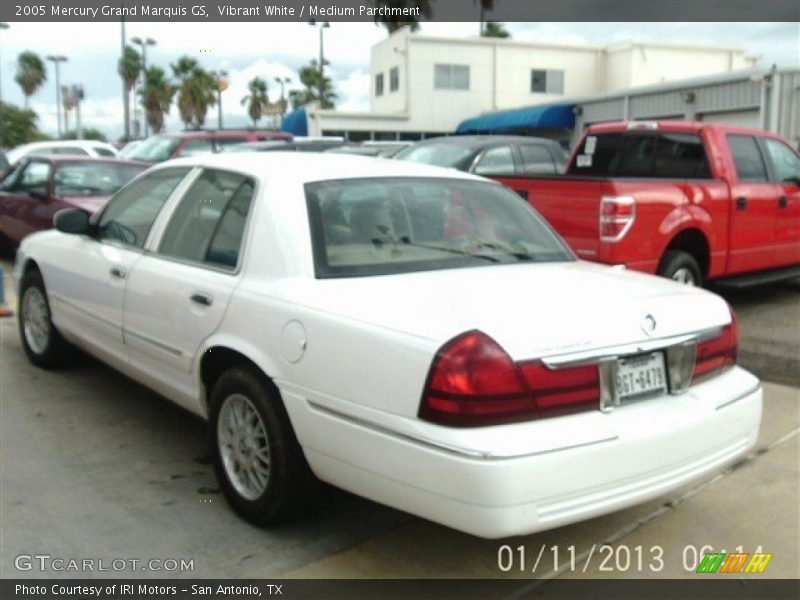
[694,309,738,380]
[600,195,636,242]
[419,331,600,427]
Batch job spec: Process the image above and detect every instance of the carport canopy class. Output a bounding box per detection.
[456,103,575,135]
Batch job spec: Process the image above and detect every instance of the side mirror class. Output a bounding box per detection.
[54,208,92,235]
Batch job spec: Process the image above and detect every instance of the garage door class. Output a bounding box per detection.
[699,109,760,128]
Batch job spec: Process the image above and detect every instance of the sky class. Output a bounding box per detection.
[0,21,798,141]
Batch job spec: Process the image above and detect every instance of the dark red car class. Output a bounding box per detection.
[124,130,293,163]
[0,156,148,254]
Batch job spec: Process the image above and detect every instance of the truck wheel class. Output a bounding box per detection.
[18,269,75,368]
[209,366,317,527]
[658,251,702,286]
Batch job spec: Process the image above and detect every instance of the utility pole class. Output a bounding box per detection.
[120,12,129,141]
[46,55,68,138]
[309,20,330,106]
[131,36,156,136]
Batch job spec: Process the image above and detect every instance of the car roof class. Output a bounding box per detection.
[23,155,147,167]
[152,152,488,184]
[585,120,788,139]
[160,130,288,139]
[410,135,560,148]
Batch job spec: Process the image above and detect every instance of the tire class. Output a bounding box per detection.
[658,250,703,287]
[18,269,75,368]
[209,366,317,527]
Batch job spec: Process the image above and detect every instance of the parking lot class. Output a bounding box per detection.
[0,259,798,580]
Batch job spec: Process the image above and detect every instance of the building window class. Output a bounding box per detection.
[434,64,470,90]
[389,66,399,92]
[375,73,384,97]
[531,69,564,94]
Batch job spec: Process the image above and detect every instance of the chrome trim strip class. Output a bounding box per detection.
[306,401,618,461]
[715,383,761,411]
[124,328,183,357]
[542,326,723,369]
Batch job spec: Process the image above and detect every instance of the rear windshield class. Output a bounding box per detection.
[306,177,573,278]
[569,132,711,178]
[126,135,182,162]
[54,162,146,196]
[394,144,475,169]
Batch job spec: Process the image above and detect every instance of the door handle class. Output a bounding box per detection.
[779,195,788,209]
[110,266,127,279]
[735,196,747,211]
[190,292,213,307]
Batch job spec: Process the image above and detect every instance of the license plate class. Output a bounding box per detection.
[615,352,667,402]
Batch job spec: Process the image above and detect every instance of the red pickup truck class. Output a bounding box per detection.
[494,121,800,286]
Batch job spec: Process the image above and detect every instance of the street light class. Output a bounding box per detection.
[215,70,228,130]
[274,76,291,116]
[46,55,68,138]
[131,36,156,136]
[309,20,330,106]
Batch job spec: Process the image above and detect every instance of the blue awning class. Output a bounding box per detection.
[456,104,575,134]
[281,108,308,136]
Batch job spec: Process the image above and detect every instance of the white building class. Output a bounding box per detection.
[284,28,759,140]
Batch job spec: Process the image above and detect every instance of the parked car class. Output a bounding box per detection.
[6,140,120,165]
[117,140,144,158]
[493,121,800,287]
[394,135,567,175]
[221,138,347,153]
[0,156,147,254]
[14,153,761,538]
[125,130,293,163]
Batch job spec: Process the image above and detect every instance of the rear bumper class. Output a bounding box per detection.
[284,367,762,538]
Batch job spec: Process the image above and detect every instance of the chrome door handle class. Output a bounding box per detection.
[110,266,127,279]
[190,292,213,307]
[779,195,788,209]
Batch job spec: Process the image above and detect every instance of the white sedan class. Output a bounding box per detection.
[13,153,762,538]
[7,140,120,165]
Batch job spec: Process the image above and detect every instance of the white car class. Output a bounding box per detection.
[7,140,119,165]
[13,153,762,538]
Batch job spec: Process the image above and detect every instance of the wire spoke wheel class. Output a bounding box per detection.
[22,286,51,354]
[217,393,271,501]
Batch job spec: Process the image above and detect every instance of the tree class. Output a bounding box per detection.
[171,56,218,129]
[118,46,142,134]
[372,0,432,34]
[482,21,510,38]
[14,51,47,109]
[290,61,337,109]
[0,101,46,147]
[63,128,108,142]
[241,77,269,128]
[138,66,175,134]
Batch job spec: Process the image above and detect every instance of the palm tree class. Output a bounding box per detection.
[14,51,47,109]
[294,60,337,109]
[482,21,510,38]
[118,46,142,136]
[241,77,269,128]
[373,0,432,34]
[138,66,174,134]
[171,57,217,129]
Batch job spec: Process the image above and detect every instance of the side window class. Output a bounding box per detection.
[97,168,190,248]
[727,135,768,182]
[177,139,214,157]
[764,138,800,184]
[375,72,384,97]
[653,133,711,178]
[93,146,116,157]
[473,146,515,176]
[214,137,248,150]
[518,144,557,175]
[17,161,51,195]
[158,169,254,269]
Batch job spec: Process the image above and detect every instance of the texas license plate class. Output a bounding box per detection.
[615,352,667,402]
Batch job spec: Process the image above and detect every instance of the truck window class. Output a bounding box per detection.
[570,132,710,178]
[764,138,800,184]
[727,135,768,182]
